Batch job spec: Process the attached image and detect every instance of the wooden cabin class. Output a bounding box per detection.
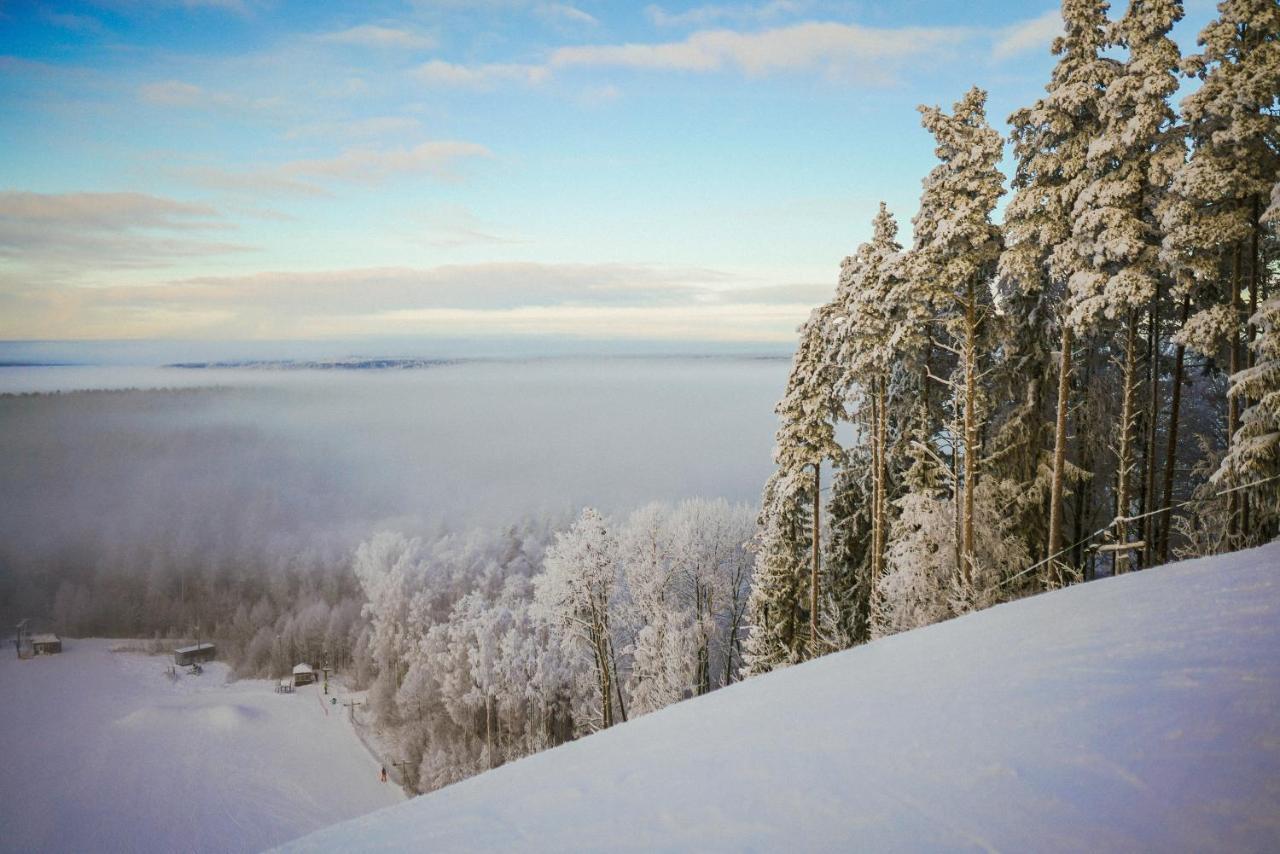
[292,663,315,687]
[31,633,61,655]
[173,642,216,667]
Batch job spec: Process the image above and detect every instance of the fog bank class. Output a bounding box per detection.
[0,358,786,615]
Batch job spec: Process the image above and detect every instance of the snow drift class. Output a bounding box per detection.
[281,543,1280,852]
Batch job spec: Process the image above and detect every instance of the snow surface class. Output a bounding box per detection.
[282,543,1280,853]
[0,640,402,853]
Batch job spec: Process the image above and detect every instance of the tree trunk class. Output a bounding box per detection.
[872,376,887,590]
[485,693,493,769]
[1243,197,1260,540]
[961,277,978,589]
[1114,310,1139,575]
[1047,324,1073,585]
[1142,297,1160,568]
[1073,347,1096,579]
[591,609,613,729]
[607,632,628,723]
[1158,294,1190,563]
[1228,243,1242,542]
[810,461,820,656]
[869,383,881,594]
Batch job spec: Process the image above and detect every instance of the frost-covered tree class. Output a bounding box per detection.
[998,0,1119,579]
[1163,0,1280,545]
[874,478,1030,638]
[906,86,1006,592]
[353,531,427,704]
[1067,0,1184,571]
[533,507,627,730]
[745,304,844,670]
[818,203,910,644]
[1214,292,1280,540]
[836,204,905,605]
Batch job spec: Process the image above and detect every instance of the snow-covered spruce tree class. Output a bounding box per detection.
[1066,0,1184,572]
[903,86,1006,599]
[1162,0,1280,549]
[825,203,908,643]
[745,306,844,672]
[997,0,1119,582]
[533,507,627,731]
[1213,202,1280,543]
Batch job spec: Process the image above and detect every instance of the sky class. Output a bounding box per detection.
[0,0,1219,344]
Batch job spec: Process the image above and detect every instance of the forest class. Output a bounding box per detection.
[4,0,1277,797]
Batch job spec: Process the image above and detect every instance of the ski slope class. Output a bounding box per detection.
[0,641,402,853]
[282,543,1280,853]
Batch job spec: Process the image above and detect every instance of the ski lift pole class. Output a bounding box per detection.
[342,698,364,723]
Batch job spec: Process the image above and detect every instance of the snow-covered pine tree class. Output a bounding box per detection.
[744,303,843,672]
[827,203,906,641]
[997,0,1119,582]
[1213,191,1280,543]
[1162,0,1280,547]
[905,87,1006,597]
[1067,0,1184,572]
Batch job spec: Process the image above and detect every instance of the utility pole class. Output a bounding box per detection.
[341,698,364,723]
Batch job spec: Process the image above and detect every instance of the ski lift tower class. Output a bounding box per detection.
[14,619,31,659]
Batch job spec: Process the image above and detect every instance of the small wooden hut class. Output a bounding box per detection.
[173,642,216,666]
[292,663,315,687]
[31,634,61,655]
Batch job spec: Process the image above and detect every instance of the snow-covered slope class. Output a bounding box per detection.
[0,641,402,852]
[281,543,1280,853]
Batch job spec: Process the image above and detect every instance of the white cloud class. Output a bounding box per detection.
[137,79,282,113]
[644,1,803,29]
[538,3,599,26]
[413,60,551,89]
[317,25,437,50]
[279,141,493,184]
[283,115,424,141]
[551,21,973,80]
[175,140,492,195]
[42,10,104,31]
[175,165,334,198]
[0,191,220,230]
[992,9,1061,61]
[138,80,206,106]
[0,191,250,271]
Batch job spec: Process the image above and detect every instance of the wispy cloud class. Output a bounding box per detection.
[174,165,334,198]
[644,1,804,29]
[0,191,220,230]
[537,3,599,25]
[0,191,252,271]
[551,21,974,81]
[174,139,492,196]
[283,115,424,141]
[413,60,550,89]
[41,9,104,32]
[317,24,437,50]
[137,79,282,112]
[79,263,724,319]
[992,9,1061,61]
[280,141,493,184]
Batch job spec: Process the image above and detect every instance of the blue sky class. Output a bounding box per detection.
[0,0,1217,342]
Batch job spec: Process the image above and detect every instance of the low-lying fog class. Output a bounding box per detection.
[0,356,788,604]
